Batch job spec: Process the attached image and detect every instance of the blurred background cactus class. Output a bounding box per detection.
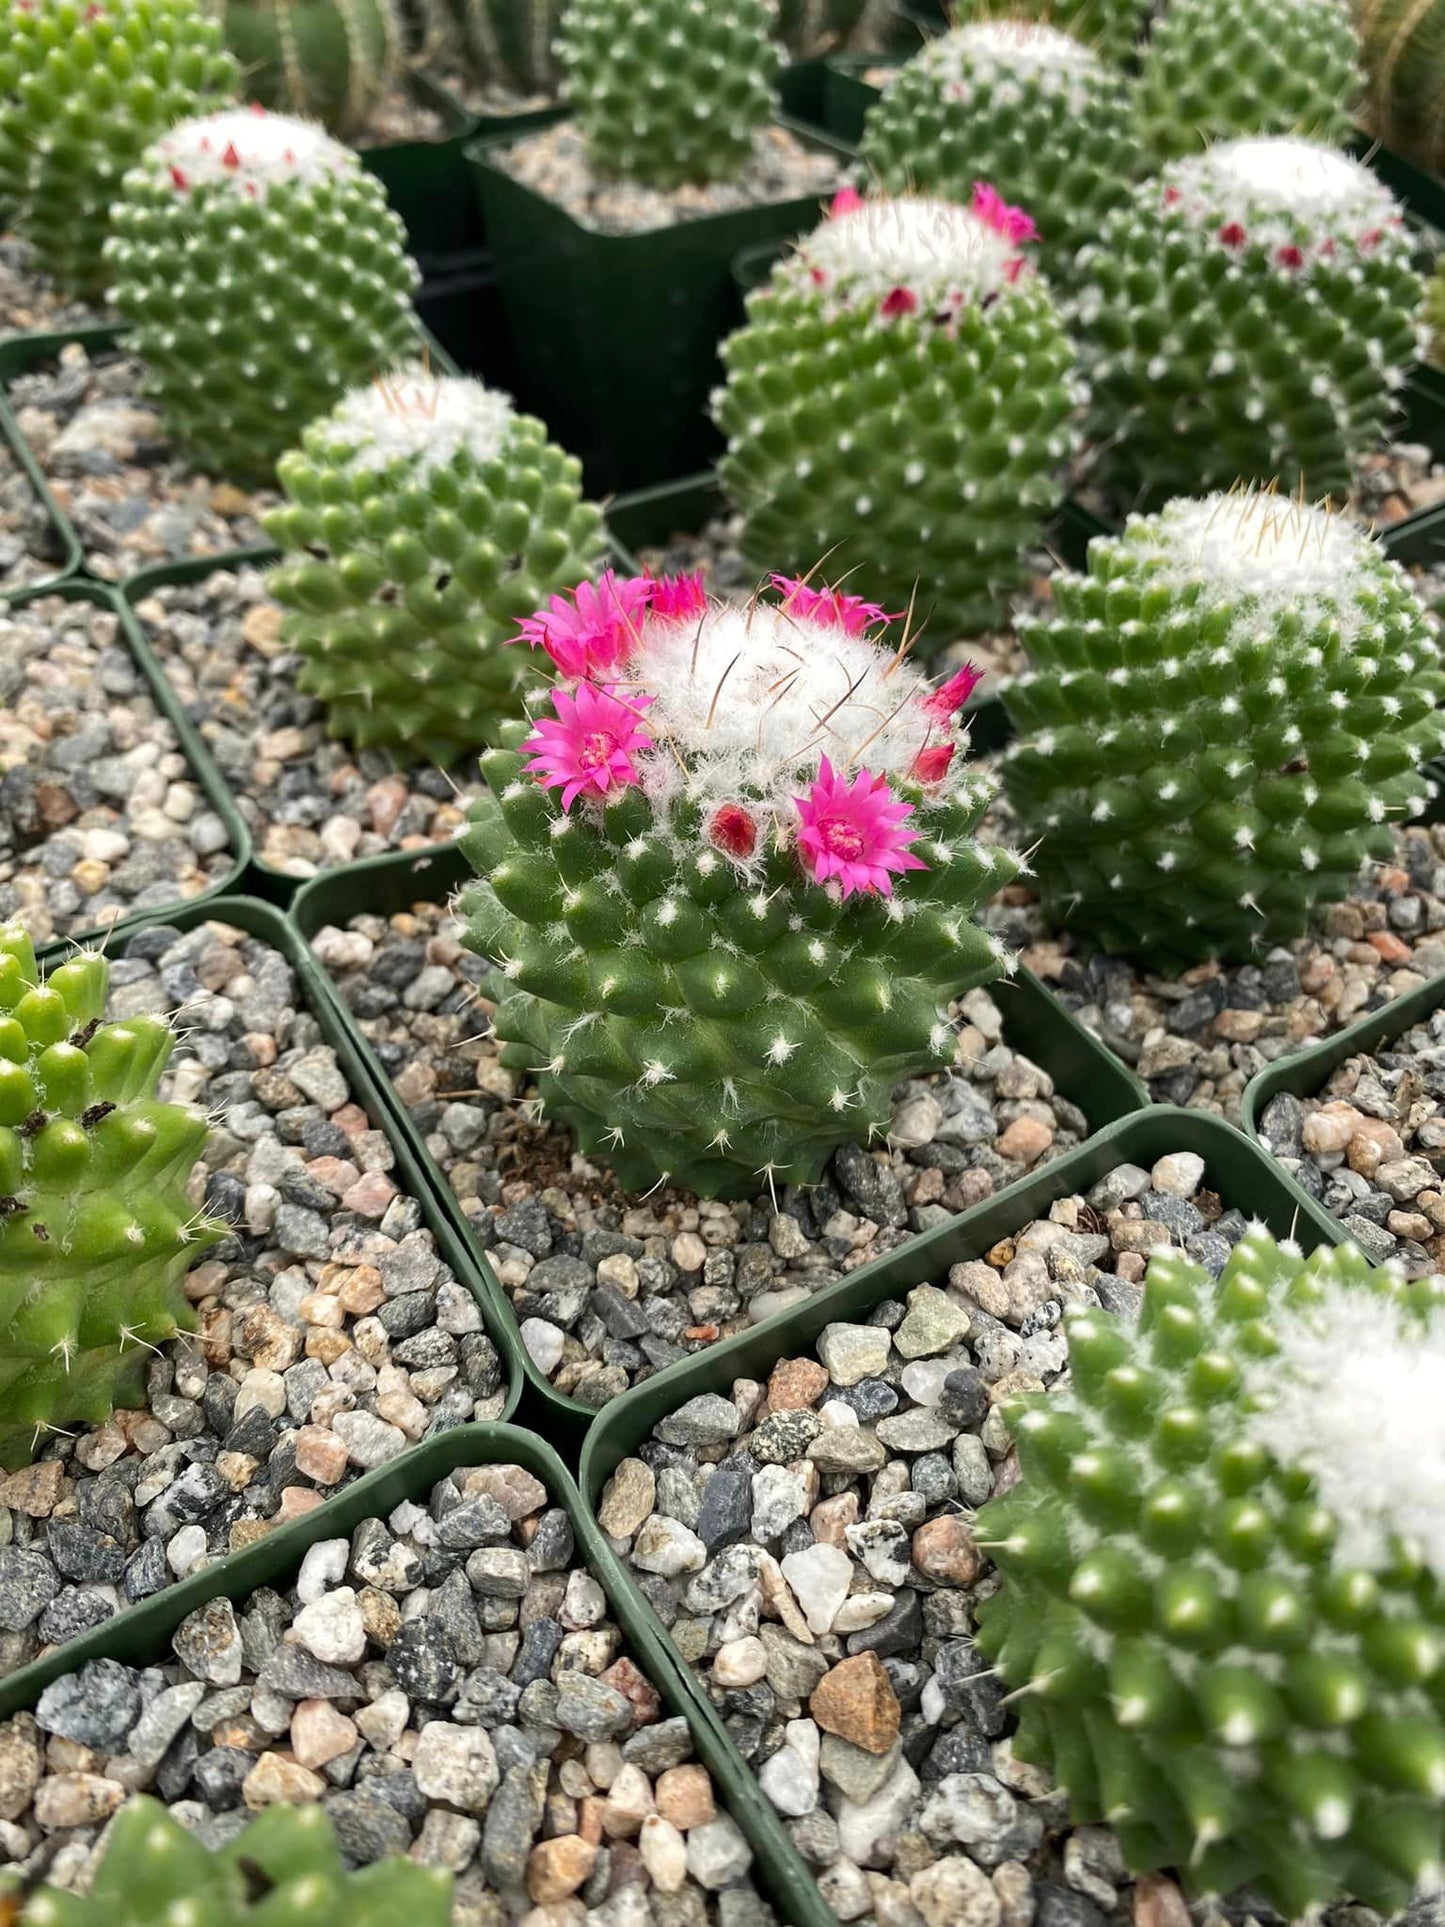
[408,0,564,95]
[778,0,899,54]
[1356,0,1445,176]
[204,0,402,137]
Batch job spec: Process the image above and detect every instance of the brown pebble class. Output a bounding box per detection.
[809,1652,901,1755]
[767,1357,830,1410]
[654,1763,715,1831]
[911,1514,984,1587]
[527,1834,597,1904]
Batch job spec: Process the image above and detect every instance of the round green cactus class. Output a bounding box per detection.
[1134,0,1362,161]
[1001,490,1445,967]
[1075,135,1423,504]
[715,190,1083,651]
[557,0,781,187]
[105,105,421,485]
[977,1226,1445,1916]
[0,0,239,298]
[954,0,1149,65]
[859,21,1146,282]
[1356,0,1445,176]
[263,362,607,761]
[458,569,1017,1198]
[0,926,224,1470]
[4,1798,452,1927]
[206,1,403,136]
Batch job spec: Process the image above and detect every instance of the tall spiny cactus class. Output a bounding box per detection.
[1356,0,1445,176]
[206,1,403,137]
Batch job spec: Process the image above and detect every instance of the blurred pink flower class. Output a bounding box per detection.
[970,181,1038,246]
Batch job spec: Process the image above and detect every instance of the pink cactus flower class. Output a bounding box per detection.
[921,660,984,718]
[910,742,956,785]
[795,758,927,899]
[771,575,893,636]
[830,185,865,218]
[646,570,708,621]
[970,182,1038,246]
[880,286,918,317]
[521,682,653,812]
[513,571,652,680]
[709,803,758,859]
[1218,221,1247,248]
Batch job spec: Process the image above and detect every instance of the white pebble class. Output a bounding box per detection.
[166,1525,208,1577]
[520,1316,565,1375]
[296,1538,349,1605]
[712,1636,768,1687]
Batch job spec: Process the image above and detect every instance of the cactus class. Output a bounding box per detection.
[206,2,403,138]
[0,926,224,1470]
[457,569,1018,1198]
[954,0,1150,65]
[0,0,239,299]
[858,22,1146,281]
[1427,254,1445,367]
[557,0,781,188]
[777,0,893,54]
[1356,0,1445,176]
[414,0,566,93]
[976,1226,1445,1916]
[715,190,1083,651]
[1134,0,1361,161]
[1074,136,1422,505]
[262,363,607,761]
[105,106,421,486]
[1001,489,1445,968]
[3,1798,452,1926]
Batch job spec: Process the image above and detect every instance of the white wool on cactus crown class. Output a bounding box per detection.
[923,18,1103,80]
[798,195,1021,301]
[145,108,356,194]
[1171,135,1395,230]
[322,365,516,475]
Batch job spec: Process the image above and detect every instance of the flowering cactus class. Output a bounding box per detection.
[1075,136,1423,504]
[715,189,1083,651]
[458,570,1017,1198]
[105,105,420,483]
[978,1226,1445,1915]
[207,1,403,136]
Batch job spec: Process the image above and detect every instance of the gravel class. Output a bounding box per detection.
[0,1462,775,1927]
[0,596,235,944]
[0,432,75,594]
[0,236,113,339]
[0,919,507,1684]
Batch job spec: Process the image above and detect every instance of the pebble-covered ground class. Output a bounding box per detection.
[0,1462,776,1927]
[314,904,1092,1410]
[599,1153,1233,1927]
[0,596,234,944]
[0,236,112,339]
[0,919,507,1684]
[0,430,73,594]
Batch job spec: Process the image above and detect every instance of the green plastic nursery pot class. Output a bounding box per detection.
[464,110,855,496]
[820,51,898,142]
[0,336,87,593]
[413,247,518,386]
[357,70,484,261]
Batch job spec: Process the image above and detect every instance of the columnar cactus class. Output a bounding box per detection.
[263,363,606,760]
[0,0,239,297]
[105,106,421,484]
[1134,0,1362,161]
[557,0,781,188]
[425,0,564,92]
[206,1,403,137]
[1002,490,1445,968]
[1356,0,1445,175]
[458,570,1018,1197]
[0,926,223,1469]
[4,1798,452,1926]
[715,190,1083,650]
[859,22,1146,280]
[977,1227,1445,1915]
[1075,136,1422,504]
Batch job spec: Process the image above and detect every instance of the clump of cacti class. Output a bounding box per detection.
[263,362,606,760]
[557,0,781,188]
[0,926,223,1469]
[1075,135,1422,503]
[105,105,420,484]
[458,569,1018,1197]
[3,1797,452,1925]
[1356,0,1445,176]
[715,188,1083,649]
[206,1,402,137]
[859,21,1146,280]
[978,1226,1445,1916]
[1002,489,1445,967]
[0,0,239,298]
[1134,0,1361,160]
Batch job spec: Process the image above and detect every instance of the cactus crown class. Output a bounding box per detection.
[920,18,1109,105]
[1166,135,1399,248]
[140,100,357,193]
[1117,489,1379,618]
[320,362,517,475]
[794,191,1033,307]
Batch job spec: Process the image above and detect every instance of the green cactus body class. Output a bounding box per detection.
[955,0,1149,64]
[0,0,239,298]
[208,1,403,137]
[1135,0,1361,161]
[1075,136,1422,504]
[263,363,606,760]
[433,0,564,93]
[0,927,223,1469]
[5,1797,453,1926]
[1002,490,1445,967]
[458,571,1017,1197]
[1357,0,1445,176]
[859,22,1146,281]
[715,192,1083,650]
[105,106,421,485]
[977,1226,1445,1915]
[557,0,781,187]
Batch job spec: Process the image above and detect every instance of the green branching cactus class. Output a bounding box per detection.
[263,363,606,761]
[1075,136,1423,504]
[1356,0,1445,176]
[206,1,403,137]
[557,0,781,187]
[715,190,1083,650]
[105,106,421,485]
[1135,0,1361,161]
[977,1227,1445,1916]
[954,0,1150,65]
[859,21,1146,282]
[1001,490,1445,968]
[3,1798,452,1926]
[0,0,239,298]
[458,569,1017,1198]
[0,927,223,1470]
